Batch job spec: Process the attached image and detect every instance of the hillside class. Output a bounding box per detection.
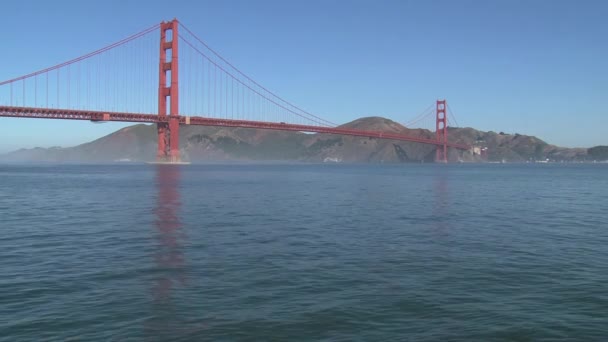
[445,128,590,162]
[0,117,602,163]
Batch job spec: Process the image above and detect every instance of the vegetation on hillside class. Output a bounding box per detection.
[0,118,599,163]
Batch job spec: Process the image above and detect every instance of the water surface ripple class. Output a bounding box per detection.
[0,164,607,341]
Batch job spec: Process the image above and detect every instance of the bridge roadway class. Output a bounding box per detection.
[0,106,470,150]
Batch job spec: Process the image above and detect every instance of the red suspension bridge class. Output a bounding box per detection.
[0,19,469,163]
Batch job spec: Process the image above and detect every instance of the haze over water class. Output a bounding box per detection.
[1,163,607,341]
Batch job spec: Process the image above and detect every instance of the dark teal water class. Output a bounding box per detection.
[1,163,607,341]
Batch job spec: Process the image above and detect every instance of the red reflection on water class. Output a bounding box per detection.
[144,165,199,339]
[146,165,208,338]
[153,165,186,299]
[433,171,449,234]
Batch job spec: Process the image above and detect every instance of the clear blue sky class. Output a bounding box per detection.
[0,0,606,152]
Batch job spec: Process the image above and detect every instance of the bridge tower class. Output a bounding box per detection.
[435,99,448,163]
[157,19,180,162]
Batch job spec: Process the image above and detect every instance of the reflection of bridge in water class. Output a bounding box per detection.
[145,166,206,339]
[153,165,185,300]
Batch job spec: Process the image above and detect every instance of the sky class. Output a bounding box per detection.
[0,0,606,152]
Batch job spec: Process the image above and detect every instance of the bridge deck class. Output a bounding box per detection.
[0,106,470,150]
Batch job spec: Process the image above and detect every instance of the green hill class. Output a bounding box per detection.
[0,117,599,163]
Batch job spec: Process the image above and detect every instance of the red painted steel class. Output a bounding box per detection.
[169,20,180,163]
[0,19,471,160]
[0,106,160,122]
[179,23,336,127]
[158,19,180,162]
[0,106,470,150]
[158,22,168,160]
[0,24,159,87]
[435,100,448,163]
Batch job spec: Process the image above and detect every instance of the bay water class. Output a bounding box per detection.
[1,163,607,341]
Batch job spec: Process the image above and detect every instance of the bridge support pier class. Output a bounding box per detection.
[157,19,180,163]
[435,100,448,163]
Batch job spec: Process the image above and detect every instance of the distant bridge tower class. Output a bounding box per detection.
[435,99,448,163]
[157,19,180,162]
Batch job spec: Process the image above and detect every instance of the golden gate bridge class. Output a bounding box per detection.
[0,19,469,163]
